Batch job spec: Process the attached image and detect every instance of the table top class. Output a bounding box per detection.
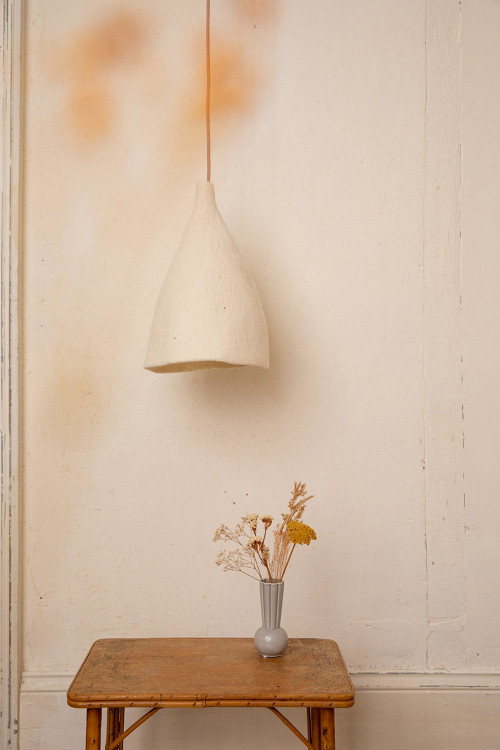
[67,638,355,709]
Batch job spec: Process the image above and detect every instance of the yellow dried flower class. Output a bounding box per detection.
[286,521,317,546]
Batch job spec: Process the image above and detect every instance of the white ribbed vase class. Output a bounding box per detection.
[144,181,269,373]
[254,580,288,658]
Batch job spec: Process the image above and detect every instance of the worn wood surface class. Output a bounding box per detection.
[67,638,354,709]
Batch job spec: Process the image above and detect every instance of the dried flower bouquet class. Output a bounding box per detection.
[213,481,317,583]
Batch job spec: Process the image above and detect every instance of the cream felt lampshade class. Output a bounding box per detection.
[144,181,269,373]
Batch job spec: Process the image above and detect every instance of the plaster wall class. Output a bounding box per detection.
[20,0,500,747]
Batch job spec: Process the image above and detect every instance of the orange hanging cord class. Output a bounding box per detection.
[206,0,211,182]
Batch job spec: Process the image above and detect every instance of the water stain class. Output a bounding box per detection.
[173,32,260,162]
[234,0,279,25]
[67,83,114,143]
[194,35,258,120]
[73,10,146,73]
[62,8,147,78]
[172,2,279,162]
[43,362,103,451]
[55,8,149,145]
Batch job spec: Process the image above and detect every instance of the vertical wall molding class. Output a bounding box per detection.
[1,0,22,747]
[422,0,465,669]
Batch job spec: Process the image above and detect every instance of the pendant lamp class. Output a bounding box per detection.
[144,1,269,373]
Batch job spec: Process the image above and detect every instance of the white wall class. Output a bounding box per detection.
[20,0,500,748]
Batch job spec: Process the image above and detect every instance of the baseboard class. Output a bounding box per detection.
[21,673,73,694]
[21,670,500,694]
[352,671,500,691]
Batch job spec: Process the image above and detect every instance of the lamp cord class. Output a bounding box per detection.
[206,0,211,182]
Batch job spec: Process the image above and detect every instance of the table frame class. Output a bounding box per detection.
[68,638,354,750]
[82,704,337,750]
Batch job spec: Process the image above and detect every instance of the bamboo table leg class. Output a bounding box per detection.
[118,708,125,750]
[106,708,114,750]
[311,708,321,749]
[86,708,101,750]
[310,708,335,750]
[106,707,125,750]
[320,708,335,750]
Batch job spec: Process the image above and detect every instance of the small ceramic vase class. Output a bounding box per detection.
[254,579,288,658]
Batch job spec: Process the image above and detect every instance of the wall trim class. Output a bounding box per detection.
[1,1,22,748]
[353,672,500,691]
[422,0,466,667]
[20,671,500,696]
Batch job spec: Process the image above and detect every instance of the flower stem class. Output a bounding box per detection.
[238,570,261,581]
[256,548,274,583]
[263,558,274,583]
[279,543,296,582]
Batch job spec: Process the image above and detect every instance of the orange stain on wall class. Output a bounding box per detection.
[56,9,149,146]
[67,84,114,144]
[172,2,279,163]
[70,10,146,74]
[54,5,280,155]
[191,37,258,122]
[234,0,279,25]
[173,33,261,164]
[43,362,103,450]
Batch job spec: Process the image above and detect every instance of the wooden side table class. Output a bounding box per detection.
[67,638,354,750]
